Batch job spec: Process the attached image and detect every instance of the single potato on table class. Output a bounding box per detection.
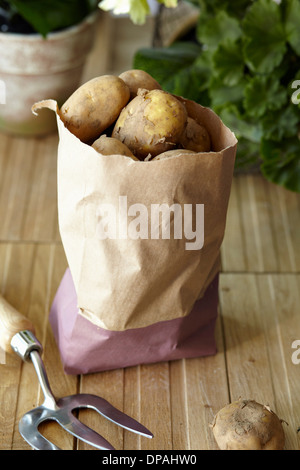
[212,399,286,450]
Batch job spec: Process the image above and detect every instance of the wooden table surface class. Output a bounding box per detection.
[1,14,300,451]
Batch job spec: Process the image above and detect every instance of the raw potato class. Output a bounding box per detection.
[112,89,188,160]
[60,75,130,143]
[119,69,162,99]
[92,135,139,160]
[212,399,285,450]
[152,149,196,161]
[179,117,211,152]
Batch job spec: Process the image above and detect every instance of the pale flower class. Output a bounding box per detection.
[98,0,177,24]
[99,0,131,15]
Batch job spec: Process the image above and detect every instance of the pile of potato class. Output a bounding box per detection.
[59,69,211,161]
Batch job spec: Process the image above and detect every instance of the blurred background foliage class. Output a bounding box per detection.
[134,0,300,192]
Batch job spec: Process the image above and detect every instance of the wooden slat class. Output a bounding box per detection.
[77,369,125,450]
[123,366,142,450]
[183,316,229,450]
[139,362,172,450]
[0,243,36,450]
[221,176,247,272]
[169,360,189,449]
[221,174,300,273]
[12,244,50,450]
[270,184,300,272]
[0,352,20,450]
[21,136,59,242]
[0,139,34,240]
[258,274,300,450]
[37,244,75,450]
[219,273,300,450]
[0,135,59,243]
[220,273,277,401]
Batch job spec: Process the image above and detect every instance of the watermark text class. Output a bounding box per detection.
[0,347,5,365]
[291,79,300,105]
[0,79,6,105]
[291,340,300,365]
[96,196,204,250]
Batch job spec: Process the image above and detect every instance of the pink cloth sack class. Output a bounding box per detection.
[50,268,219,374]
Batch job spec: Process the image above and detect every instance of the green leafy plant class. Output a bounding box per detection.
[134,0,300,192]
[0,0,99,36]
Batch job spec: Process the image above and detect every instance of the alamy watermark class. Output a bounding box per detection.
[0,79,6,105]
[0,347,5,365]
[291,79,300,105]
[291,340,300,365]
[96,196,204,251]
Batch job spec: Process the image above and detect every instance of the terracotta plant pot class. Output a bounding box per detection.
[0,12,98,136]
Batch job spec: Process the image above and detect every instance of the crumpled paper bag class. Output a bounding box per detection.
[33,96,237,334]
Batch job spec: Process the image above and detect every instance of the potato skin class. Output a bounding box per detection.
[112,89,188,160]
[179,117,211,153]
[212,399,285,450]
[119,69,162,99]
[60,75,130,142]
[92,135,138,160]
[152,149,196,161]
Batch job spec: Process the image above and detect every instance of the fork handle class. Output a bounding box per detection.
[0,295,35,353]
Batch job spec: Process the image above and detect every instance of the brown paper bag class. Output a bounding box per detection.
[33,96,237,373]
[34,97,237,331]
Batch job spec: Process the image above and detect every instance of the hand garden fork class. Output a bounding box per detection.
[0,295,153,450]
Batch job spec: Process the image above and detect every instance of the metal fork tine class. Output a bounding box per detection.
[7,329,153,450]
[61,394,153,438]
[19,415,61,450]
[59,412,115,450]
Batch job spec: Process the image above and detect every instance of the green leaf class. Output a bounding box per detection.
[261,105,300,141]
[8,0,91,36]
[128,0,150,24]
[131,0,300,191]
[158,0,178,6]
[165,65,211,104]
[209,76,246,110]
[212,40,244,86]
[283,0,300,55]
[133,42,204,100]
[219,104,263,143]
[197,9,242,49]
[242,0,287,73]
[243,75,288,118]
[86,0,100,10]
[234,138,261,172]
[193,49,214,91]
[196,0,253,19]
[260,137,300,192]
[134,42,201,84]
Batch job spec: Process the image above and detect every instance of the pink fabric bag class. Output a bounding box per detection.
[50,268,219,374]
